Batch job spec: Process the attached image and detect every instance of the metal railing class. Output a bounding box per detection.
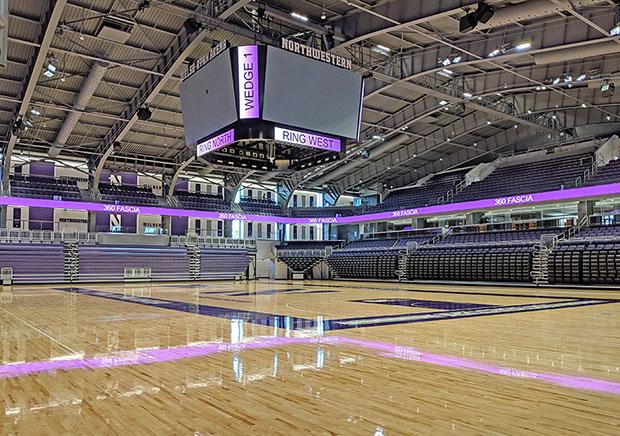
[0,228,98,244]
[170,234,256,249]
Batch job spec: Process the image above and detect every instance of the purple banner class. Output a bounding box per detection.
[197,129,235,157]
[1,182,620,225]
[237,45,260,119]
[274,127,341,152]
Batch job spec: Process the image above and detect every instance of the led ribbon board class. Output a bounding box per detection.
[2,183,619,225]
[237,45,260,119]
[196,129,235,157]
[274,127,341,152]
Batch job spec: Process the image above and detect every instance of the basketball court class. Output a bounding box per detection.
[1,280,619,433]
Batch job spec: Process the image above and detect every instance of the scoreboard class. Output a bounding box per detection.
[180,41,363,169]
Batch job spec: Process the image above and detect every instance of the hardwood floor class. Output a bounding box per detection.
[1,280,619,434]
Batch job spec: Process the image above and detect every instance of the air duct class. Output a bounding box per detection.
[308,134,409,187]
[49,61,108,158]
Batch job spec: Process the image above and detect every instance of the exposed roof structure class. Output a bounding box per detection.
[1,0,619,197]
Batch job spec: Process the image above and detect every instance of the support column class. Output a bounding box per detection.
[466,212,484,225]
[224,220,234,238]
[577,200,594,222]
[0,206,7,229]
[87,211,97,232]
[162,216,171,236]
[411,217,427,229]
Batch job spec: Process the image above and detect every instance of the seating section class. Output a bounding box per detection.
[549,225,620,285]
[176,191,230,212]
[326,249,399,279]
[456,153,593,202]
[199,248,250,279]
[239,197,285,215]
[279,240,343,250]
[78,245,190,281]
[9,174,82,201]
[0,244,66,283]
[393,235,437,248]
[99,184,158,206]
[406,245,533,282]
[586,159,620,185]
[289,206,356,217]
[439,228,562,245]
[343,238,397,250]
[279,253,323,273]
[372,170,468,211]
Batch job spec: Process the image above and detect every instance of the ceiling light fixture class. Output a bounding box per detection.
[291,12,309,22]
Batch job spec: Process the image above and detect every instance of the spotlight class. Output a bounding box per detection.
[459,1,494,33]
[552,77,561,85]
[30,108,41,116]
[136,106,152,121]
[515,40,532,51]
[463,92,473,98]
[439,100,448,106]
[611,25,620,36]
[576,74,586,82]
[488,48,500,57]
[43,57,58,78]
[361,150,370,159]
[320,12,327,20]
[476,1,495,23]
[183,18,202,34]
[601,81,615,98]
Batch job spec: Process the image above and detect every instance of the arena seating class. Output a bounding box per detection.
[239,197,286,215]
[586,159,620,185]
[455,153,593,202]
[9,174,82,201]
[438,228,562,245]
[0,243,66,283]
[370,169,468,211]
[198,247,250,279]
[342,238,398,250]
[549,224,620,285]
[277,241,342,274]
[289,206,357,217]
[405,244,533,282]
[175,191,230,212]
[326,249,400,279]
[77,245,191,281]
[99,184,158,206]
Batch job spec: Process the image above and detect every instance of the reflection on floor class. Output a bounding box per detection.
[1,280,619,434]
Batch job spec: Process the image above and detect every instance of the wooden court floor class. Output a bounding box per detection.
[1,279,619,434]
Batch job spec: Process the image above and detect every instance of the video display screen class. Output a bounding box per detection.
[180,50,238,145]
[262,46,363,140]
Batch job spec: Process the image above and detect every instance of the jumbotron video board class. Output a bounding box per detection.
[179,40,363,170]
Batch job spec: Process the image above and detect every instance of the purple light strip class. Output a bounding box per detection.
[1,182,619,225]
[197,128,235,157]
[237,45,260,119]
[1,335,618,395]
[274,126,341,152]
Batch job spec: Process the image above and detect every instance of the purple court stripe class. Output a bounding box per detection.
[1,182,619,225]
[1,335,618,395]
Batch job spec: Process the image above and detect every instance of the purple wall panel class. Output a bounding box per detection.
[100,171,138,186]
[29,207,54,230]
[29,161,55,177]
[174,178,189,194]
[171,216,188,235]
